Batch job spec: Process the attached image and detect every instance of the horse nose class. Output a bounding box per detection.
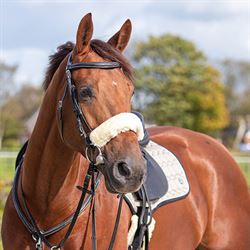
[113,160,132,182]
[109,157,146,193]
[117,160,132,177]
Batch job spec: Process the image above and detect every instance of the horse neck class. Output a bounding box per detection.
[21,66,87,221]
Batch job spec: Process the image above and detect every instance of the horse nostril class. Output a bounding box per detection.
[117,161,131,177]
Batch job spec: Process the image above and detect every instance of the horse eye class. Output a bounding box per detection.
[79,86,94,103]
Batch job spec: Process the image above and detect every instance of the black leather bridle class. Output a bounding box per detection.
[58,51,121,164]
[12,51,125,250]
[58,52,120,144]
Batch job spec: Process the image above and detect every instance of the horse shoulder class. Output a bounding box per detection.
[2,193,32,249]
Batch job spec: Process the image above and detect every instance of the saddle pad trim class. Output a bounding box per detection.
[150,148,190,212]
[151,189,190,213]
[125,140,190,213]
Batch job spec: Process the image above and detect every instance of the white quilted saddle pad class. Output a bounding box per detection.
[126,140,190,212]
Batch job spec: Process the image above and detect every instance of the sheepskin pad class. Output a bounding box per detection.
[89,112,144,148]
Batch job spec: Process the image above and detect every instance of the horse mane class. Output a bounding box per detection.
[43,40,133,90]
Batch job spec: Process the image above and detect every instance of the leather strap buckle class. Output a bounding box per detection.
[85,145,104,166]
[35,237,42,250]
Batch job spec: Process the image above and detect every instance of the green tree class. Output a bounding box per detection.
[0,61,17,149]
[221,60,250,117]
[2,84,42,148]
[221,60,250,147]
[0,61,42,149]
[133,35,229,135]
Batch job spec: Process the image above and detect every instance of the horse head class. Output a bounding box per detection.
[56,13,146,193]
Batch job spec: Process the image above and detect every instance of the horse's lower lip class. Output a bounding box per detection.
[99,166,119,193]
[105,181,118,193]
[104,174,119,193]
[104,173,144,194]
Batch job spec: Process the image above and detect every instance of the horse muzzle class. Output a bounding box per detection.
[88,112,147,193]
[110,157,147,193]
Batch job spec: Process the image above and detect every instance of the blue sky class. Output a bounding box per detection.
[0,0,249,86]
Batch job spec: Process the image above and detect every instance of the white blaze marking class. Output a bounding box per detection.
[112,81,118,86]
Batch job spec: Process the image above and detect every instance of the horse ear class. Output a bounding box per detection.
[107,19,132,52]
[75,13,93,56]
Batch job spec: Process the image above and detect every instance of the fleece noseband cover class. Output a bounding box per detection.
[89,112,144,148]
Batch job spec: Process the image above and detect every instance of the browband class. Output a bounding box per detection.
[66,52,121,70]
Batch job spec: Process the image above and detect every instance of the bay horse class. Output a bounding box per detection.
[2,13,250,250]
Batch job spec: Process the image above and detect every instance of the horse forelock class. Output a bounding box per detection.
[42,41,74,90]
[42,39,133,91]
[90,39,133,82]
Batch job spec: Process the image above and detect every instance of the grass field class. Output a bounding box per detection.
[232,151,250,185]
[239,163,250,185]
[0,157,15,250]
[0,152,249,249]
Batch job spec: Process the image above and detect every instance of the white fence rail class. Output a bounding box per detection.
[0,152,18,158]
[0,152,249,164]
[233,156,250,164]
